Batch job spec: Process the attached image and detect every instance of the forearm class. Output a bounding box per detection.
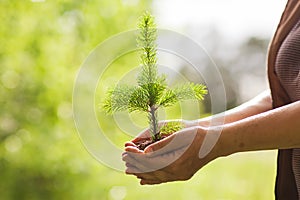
[219,100,300,156]
[197,90,272,127]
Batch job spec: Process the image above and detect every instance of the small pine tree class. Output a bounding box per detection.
[102,12,207,142]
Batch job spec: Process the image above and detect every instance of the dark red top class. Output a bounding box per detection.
[275,17,300,198]
[267,0,300,199]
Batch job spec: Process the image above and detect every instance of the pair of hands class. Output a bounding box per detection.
[122,120,221,185]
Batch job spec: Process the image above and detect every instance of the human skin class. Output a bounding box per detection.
[122,90,300,185]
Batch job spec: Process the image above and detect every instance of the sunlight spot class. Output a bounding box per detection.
[31,0,46,2]
[0,115,17,133]
[100,6,118,19]
[5,135,22,153]
[58,10,81,34]
[109,186,127,200]
[69,160,87,174]
[1,70,20,89]
[122,0,139,6]
[26,108,42,123]
[57,102,73,119]
[17,129,32,142]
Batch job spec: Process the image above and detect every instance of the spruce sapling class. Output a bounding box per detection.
[102,12,207,145]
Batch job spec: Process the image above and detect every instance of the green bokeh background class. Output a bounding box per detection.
[0,0,277,199]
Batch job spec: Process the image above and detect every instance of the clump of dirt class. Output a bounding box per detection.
[135,134,171,150]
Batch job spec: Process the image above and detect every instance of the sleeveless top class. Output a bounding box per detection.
[275,17,300,197]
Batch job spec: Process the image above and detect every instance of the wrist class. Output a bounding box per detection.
[207,125,236,158]
[194,126,229,161]
[218,123,245,156]
[193,126,226,169]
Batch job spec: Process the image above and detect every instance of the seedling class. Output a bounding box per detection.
[102,12,207,148]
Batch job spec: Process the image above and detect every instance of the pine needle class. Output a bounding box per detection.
[102,12,207,141]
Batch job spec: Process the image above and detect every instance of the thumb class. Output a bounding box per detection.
[144,127,198,155]
[144,134,174,153]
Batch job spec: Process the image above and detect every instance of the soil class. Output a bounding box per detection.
[135,139,154,150]
[135,135,170,150]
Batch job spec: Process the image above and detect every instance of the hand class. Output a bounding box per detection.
[124,119,199,148]
[122,126,219,185]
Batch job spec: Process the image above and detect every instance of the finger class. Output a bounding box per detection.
[122,153,151,172]
[131,137,148,144]
[140,179,163,185]
[125,166,157,178]
[125,166,143,174]
[135,173,159,181]
[144,133,183,154]
[124,153,164,173]
[144,136,172,153]
[125,162,135,168]
[122,152,137,162]
[145,127,197,155]
[124,146,143,153]
[125,140,190,173]
[122,151,136,160]
[125,141,136,147]
[125,162,163,175]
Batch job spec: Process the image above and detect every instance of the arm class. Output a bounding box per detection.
[123,99,300,185]
[197,90,273,127]
[125,90,273,146]
[220,99,300,155]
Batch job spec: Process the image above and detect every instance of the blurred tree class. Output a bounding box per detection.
[0,0,150,199]
[0,0,276,199]
[179,31,270,112]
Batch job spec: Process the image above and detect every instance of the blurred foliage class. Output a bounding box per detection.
[0,0,276,199]
[0,0,150,199]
